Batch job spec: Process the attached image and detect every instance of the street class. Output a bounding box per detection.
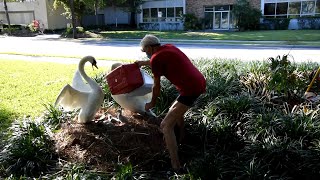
[0,35,319,64]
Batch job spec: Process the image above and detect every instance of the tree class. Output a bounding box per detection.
[54,0,84,26]
[232,0,262,31]
[85,0,107,26]
[3,0,12,35]
[54,0,106,26]
[69,0,77,38]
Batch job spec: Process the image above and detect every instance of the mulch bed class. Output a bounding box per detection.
[53,108,171,173]
[53,107,204,176]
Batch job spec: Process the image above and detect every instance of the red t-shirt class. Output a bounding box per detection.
[150,44,206,96]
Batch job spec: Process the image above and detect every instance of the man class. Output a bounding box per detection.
[135,34,206,171]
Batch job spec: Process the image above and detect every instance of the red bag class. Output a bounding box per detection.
[106,63,144,95]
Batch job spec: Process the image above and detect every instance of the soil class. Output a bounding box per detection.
[52,107,202,176]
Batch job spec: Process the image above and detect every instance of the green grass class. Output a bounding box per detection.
[99,30,320,41]
[0,59,107,119]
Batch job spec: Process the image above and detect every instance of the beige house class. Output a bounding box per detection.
[0,0,70,30]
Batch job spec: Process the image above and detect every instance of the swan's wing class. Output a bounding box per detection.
[72,70,91,92]
[55,84,88,111]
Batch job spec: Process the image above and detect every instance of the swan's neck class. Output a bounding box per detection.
[79,59,98,89]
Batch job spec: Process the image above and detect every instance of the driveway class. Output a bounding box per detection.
[0,34,319,65]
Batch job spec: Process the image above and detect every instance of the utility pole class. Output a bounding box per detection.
[3,0,12,35]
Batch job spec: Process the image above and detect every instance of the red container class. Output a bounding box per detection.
[106,63,144,95]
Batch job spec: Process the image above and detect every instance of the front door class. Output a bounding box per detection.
[214,11,229,30]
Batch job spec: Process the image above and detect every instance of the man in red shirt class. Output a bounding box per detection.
[135,34,206,171]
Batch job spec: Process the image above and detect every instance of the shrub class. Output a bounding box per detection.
[182,14,202,31]
[232,0,262,31]
[267,54,305,103]
[64,26,85,36]
[262,18,291,30]
[297,17,320,29]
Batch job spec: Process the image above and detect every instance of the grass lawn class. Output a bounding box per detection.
[0,59,107,120]
[99,29,320,41]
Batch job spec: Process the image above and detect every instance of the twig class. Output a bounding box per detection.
[123,132,150,136]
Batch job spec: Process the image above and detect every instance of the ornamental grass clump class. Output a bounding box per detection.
[0,117,57,177]
[185,57,320,179]
[94,73,115,107]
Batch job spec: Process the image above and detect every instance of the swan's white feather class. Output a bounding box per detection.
[72,70,91,92]
[55,84,89,111]
[55,56,104,123]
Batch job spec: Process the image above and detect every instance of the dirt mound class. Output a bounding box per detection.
[53,108,172,172]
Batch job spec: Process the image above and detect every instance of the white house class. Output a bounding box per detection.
[0,0,70,30]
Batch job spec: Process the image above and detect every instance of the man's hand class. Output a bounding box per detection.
[145,102,155,111]
[135,60,150,67]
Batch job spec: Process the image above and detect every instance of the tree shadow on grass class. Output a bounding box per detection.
[0,106,18,145]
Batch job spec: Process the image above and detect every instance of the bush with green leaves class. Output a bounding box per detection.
[262,18,291,30]
[182,13,202,31]
[267,54,307,105]
[0,117,57,177]
[232,0,262,31]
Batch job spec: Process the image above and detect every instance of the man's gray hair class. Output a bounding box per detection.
[140,34,160,48]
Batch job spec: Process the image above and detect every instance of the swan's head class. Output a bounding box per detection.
[83,56,98,69]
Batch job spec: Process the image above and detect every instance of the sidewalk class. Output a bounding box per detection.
[0,34,319,63]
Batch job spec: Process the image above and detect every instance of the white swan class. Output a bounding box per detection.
[109,63,154,115]
[55,56,104,123]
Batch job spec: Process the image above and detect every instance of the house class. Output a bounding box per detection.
[136,0,320,30]
[1,0,319,31]
[0,0,70,30]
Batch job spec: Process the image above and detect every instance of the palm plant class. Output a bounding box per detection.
[267,55,306,107]
[94,73,115,108]
[154,78,178,115]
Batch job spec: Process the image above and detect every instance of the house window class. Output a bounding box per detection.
[159,8,166,21]
[204,12,213,29]
[215,5,230,11]
[301,1,315,15]
[167,8,174,21]
[143,9,150,22]
[264,0,319,17]
[264,3,276,16]
[276,2,288,16]
[142,7,184,22]
[175,7,183,21]
[204,6,214,12]
[289,2,301,14]
[151,8,158,22]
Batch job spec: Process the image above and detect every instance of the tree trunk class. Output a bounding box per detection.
[3,0,11,35]
[69,0,77,39]
[94,0,99,26]
[130,12,136,28]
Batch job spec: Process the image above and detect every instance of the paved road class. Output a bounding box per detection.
[0,34,319,64]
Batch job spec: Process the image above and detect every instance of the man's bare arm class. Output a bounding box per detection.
[135,60,150,67]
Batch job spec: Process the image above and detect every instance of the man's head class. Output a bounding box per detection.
[140,34,161,59]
